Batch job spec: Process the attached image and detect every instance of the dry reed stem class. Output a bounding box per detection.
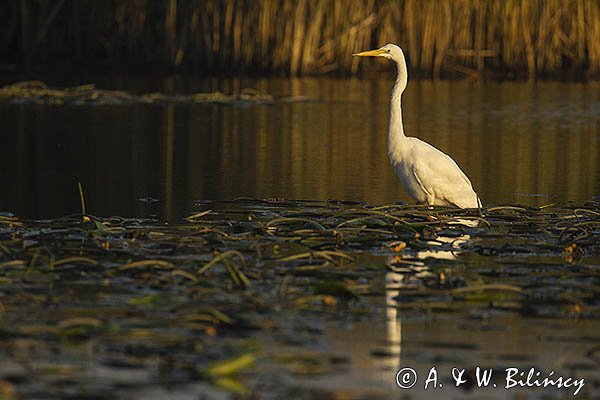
[4,0,600,78]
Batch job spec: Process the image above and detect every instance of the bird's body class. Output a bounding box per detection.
[391,138,479,208]
[353,44,480,209]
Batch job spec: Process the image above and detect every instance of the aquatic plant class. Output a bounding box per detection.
[0,198,598,396]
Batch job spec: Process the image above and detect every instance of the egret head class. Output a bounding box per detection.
[353,43,403,61]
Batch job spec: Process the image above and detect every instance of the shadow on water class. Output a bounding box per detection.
[1,78,599,219]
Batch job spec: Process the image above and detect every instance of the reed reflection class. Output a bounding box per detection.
[1,79,599,219]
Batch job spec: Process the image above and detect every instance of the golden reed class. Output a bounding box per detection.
[7,0,600,78]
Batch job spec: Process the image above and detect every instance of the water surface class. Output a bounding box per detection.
[1,78,599,219]
[1,76,599,400]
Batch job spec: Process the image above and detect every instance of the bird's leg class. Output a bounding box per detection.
[477,195,483,218]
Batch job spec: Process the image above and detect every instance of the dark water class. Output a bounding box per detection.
[2,199,598,400]
[1,78,600,219]
[1,79,599,399]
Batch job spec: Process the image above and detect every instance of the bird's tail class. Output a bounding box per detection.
[476,194,483,217]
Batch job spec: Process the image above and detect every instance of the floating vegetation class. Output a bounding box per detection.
[0,199,599,398]
[0,81,311,106]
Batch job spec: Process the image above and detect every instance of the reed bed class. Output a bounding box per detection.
[3,0,600,78]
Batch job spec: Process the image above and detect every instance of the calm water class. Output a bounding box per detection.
[1,78,599,219]
[1,79,599,399]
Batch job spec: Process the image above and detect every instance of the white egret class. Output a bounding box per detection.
[353,44,481,209]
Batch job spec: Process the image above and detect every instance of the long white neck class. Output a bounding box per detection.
[388,55,408,161]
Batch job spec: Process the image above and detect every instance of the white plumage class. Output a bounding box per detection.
[354,44,481,209]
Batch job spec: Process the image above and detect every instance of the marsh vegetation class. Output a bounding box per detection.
[3,0,600,78]
[0,199,598,398]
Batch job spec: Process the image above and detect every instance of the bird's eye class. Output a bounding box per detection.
[387,49,391,53]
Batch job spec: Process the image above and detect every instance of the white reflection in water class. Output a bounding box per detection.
[382,222,474,377]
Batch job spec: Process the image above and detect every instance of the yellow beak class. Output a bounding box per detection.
[352,48,386,57]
